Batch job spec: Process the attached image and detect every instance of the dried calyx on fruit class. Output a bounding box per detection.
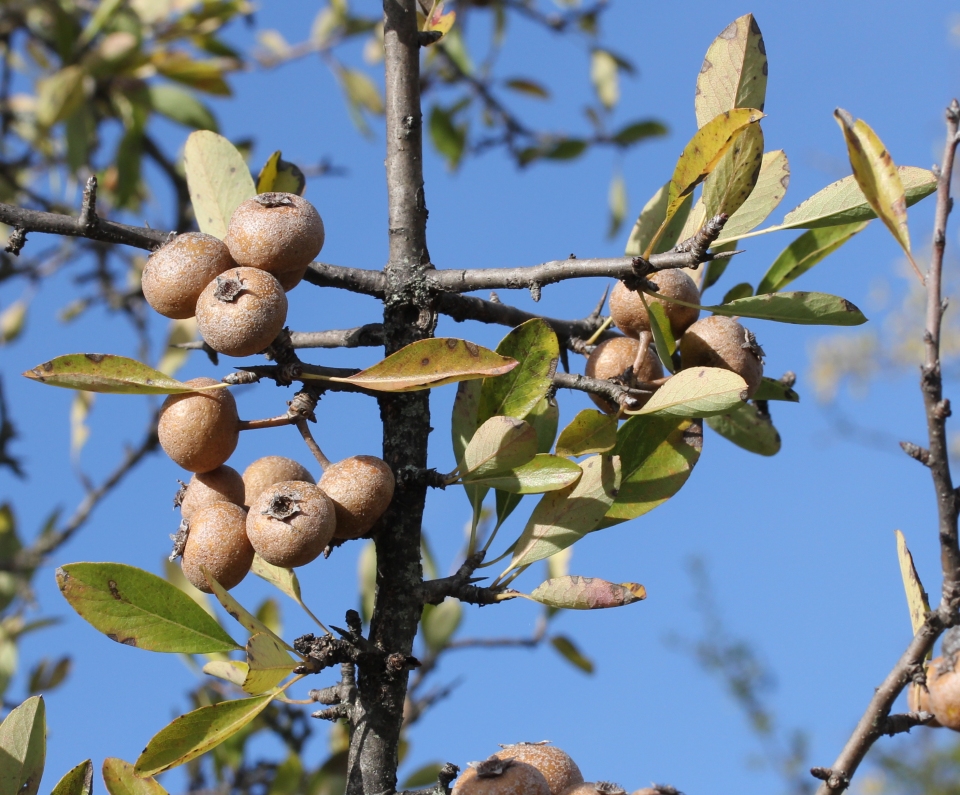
[178,502,254,592]
[319,455,395,539]
[495,742,583,795]
[195,267,288,357]
[242,456,315,507]
[561,783,627,795]
[584,335,663,415]
[158,378,239,473]
[141,232,236,319]
[609,270,701,339]
[452,756,551,795]
[178,465,245,520]
[678,314,764,397]
[246,481,336,567]
[225,192,325,291]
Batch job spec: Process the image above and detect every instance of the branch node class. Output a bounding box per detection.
[900,441,932,466]
[79,176,99,232]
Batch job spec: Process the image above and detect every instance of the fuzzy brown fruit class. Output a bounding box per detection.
[452,757,551,795]
[319,455,395,540]
[908,663,941,727]
[141,232,236,319]
[560,784,626,795]
[242,456,315,507]
[494,743,583,795]
[609,271,701,339]
[179,465,245,521]
[926,655,960,730]
[180,502,254,592]
[158,378,239,473]
[678,315,764,397]
[225,192,325,291]
[584,336,664,414]
[195,267,288,357]
[246,481,336,568]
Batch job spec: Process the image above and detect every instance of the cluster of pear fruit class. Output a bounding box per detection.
[584,270,764,414]
[143,193,395,593]
[451,742,674,795]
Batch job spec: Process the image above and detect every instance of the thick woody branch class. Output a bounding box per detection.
[304,261,386,297]
[419,552,516,606]
[177,325,385,353]
[553,371,656,412]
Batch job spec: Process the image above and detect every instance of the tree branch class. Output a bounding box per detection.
[304,261,386,297]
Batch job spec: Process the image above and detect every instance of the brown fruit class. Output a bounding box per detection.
[561,784,626,795]
[584,336,664,414]
[678,315,764,397]
[453,757,551,795]
[319,455,395,540]
[181,502,254,592]
[158,378,239,473]
[609,271,701,339]
[908,664,941,727]
[180,465,245,521]
[195,267,288,357]
[141,232,236,319]
[243,456,315,507]
[926,655,960,730]
[495,743,583,795]
[246,481,336,568]
[225,193,325,291]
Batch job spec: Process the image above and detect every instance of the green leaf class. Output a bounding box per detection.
[358,542,377,625]
[255,598,283,638]
[703,123,764,220]
[256,151,306,196]
[421,599,461,653]
[722,283,753,303]
[631,367,747,418]
[50,759,93,795]
[555,410,618,458]
[655,108,763,251]
[148,85,218,131]
[477,319,559,425]
[713,150,790,244]
[495,395,559,527]
[612,120,668,147]
[241,633,297,695]
[78,0,124,46]
[102,758,167,795]
[642,293,677,372]
[0,696,45,795]
[706,402,781,456]
[340,68,384,115]
[529,577,646,610]
[306,339,517,393]
[27,656,71,694]
[0,505,22,613]
[429,105,467,171]
[203,568,293,650]
[183,130,256,240]
[695,14,768,129]
[22,353,228,395]
[152,53,231,96]
[735,166,936,239]
[250,556,301,603]
[267,753,303,795]
[757,222,868,294]
[202,660,248,687]
[753,377,799,402]
[503,78,550,99]
[542,138,588,161]
[501,455,621,576]
[600,415,702,528]
[607,172,628,239]
[452,379,482,470]
[36,66,86,128]
[549,635,594,674]
[56,563,241,653]
[466,454,582,494]
[624,182,693,256]
[459,416,537,482]
[135,695,276,776]
[834,109,913,263]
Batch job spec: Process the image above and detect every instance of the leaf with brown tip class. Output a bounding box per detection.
[528,576,646,610]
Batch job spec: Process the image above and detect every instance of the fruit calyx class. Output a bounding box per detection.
[254,192,298,208]
[474,758,514,779]
[169,519,189,561]
[213,272,247,303]
[262,491,305,521]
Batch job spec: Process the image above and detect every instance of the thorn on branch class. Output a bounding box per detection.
[900,441,932,466]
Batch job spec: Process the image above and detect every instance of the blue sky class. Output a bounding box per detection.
[4,2,960,794]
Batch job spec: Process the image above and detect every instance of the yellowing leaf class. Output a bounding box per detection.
[624,182,693,257]
[135,695,276,776]
[713,149,790,244]
[695,14,768,129]
[0,300,26,344]
[50,759,93,795]
[555,410,618,458]
[70,391,94,460]
[202,660,248,687]
[183,131,256,240]
[528,577,646,610]
[0,696,45,795]
[308,338,517,392]
[23,354,228,394]
[203,567,293,650]
[250,556,301,602]
[632,367,747,418]
[423,2,455,36]
[36,66,86,128]
[703,122,764,220]
[241,633,297,695]
[591,49,619,110]
[256,151,306,196]
[895,529,930,635]
[102,758,167,795]
[834,109,917,276]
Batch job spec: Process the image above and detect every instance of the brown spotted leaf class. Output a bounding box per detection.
[703,122,764,220]
[713,149,790,244]
[56,563,241,653]
[22,354,227,395]
[695,14,768,129]
[528,576,646,610]
[306,339,517,392]
[102,758,167,795]
[0,696,45,795]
